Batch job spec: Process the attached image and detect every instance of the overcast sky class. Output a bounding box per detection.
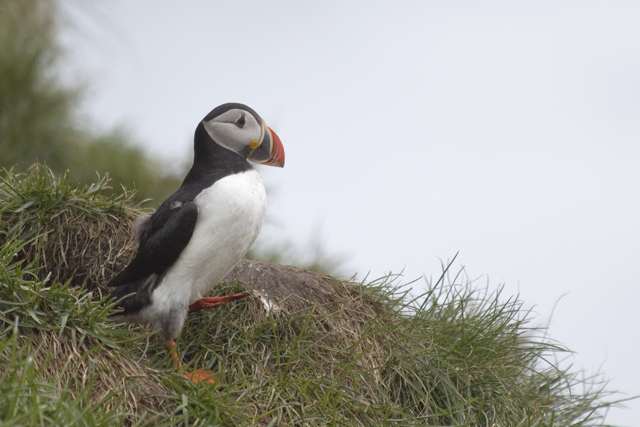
[60,1,639,424]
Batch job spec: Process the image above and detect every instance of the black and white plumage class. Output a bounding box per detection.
[108,103,284,379]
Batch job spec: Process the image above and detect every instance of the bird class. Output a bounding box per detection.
[107,103,285,383]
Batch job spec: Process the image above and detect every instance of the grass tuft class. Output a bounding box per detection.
[0,164,144,290]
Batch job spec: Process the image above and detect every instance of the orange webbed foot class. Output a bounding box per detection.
[188,291,251,313]
[183,368,216,384]
[166,338,216,384]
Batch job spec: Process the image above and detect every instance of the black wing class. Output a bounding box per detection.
[108,200,199,288]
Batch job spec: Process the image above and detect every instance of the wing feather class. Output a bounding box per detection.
[108,202,199,288]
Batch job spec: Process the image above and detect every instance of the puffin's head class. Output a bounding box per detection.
[202,103,285,167]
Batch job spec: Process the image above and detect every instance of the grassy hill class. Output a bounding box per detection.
[0,165,621,426]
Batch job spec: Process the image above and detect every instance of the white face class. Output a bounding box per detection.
[202,108,263,155]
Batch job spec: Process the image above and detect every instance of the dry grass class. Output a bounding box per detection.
[227,259,397,373]
[15,331,169,421]
[0,164,140,290]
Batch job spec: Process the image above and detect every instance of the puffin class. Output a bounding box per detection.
[108,103,285,383]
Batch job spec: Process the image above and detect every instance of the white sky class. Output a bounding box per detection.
[60,1,639,424]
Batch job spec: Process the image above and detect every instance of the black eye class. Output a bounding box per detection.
[235,114,246,128]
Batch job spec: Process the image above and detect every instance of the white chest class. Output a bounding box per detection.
[155,169,267,305]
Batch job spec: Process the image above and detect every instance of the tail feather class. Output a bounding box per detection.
[109,274,160,316]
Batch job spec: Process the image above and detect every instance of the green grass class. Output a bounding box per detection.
[0,165,625,426]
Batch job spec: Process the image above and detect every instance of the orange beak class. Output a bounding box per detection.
[249,124,285,167]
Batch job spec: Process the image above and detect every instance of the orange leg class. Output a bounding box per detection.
[188,291,251,313]
[165,338,215,384]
